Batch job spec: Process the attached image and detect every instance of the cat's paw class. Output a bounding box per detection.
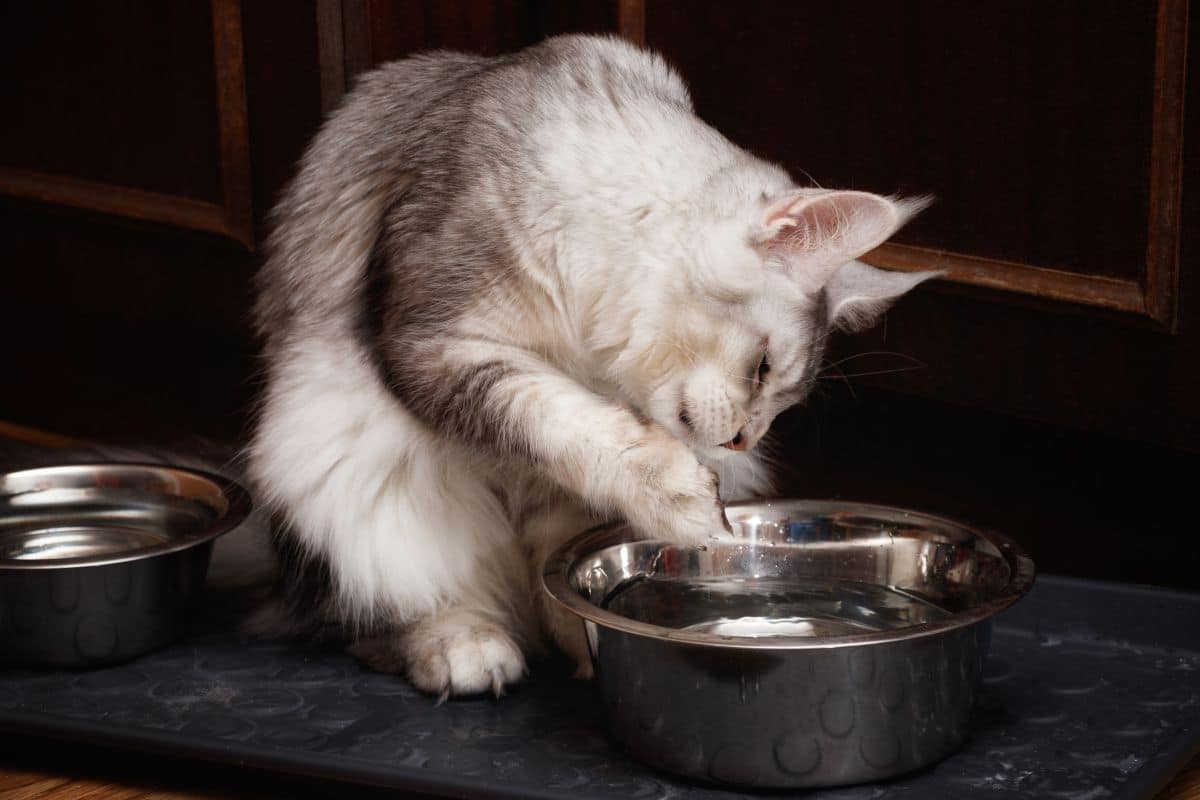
[621,433,731,544]
[403,618,526,701]
[348,615,527,700]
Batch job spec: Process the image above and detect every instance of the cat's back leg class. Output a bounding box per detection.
[350,603,527,700]
[248,336,536,696]
[514,483,605,679]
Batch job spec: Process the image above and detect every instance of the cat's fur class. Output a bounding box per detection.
[248,34,934,698]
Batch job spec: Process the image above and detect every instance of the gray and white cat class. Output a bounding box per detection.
[248,34,934,699]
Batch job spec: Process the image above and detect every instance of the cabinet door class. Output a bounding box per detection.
[634,0,1196,451]
[0,0,324,441]
[614,0,1198,588]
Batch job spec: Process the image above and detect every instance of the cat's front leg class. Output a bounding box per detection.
[390,338,728,544]
[602,419,732,544]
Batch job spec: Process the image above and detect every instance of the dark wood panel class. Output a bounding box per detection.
[0,0,222,200]
[536,0,620,39]
[242,0,325,240]
[647,0,1155,279]
[0,733,441,800]
[833,0,1200,450]
[213,0,254,248]
[773,383,1200,592]
[0,0,325,443]
[345,0,620,77]
[0,169,234,242]
[1147,0,1189,325]
[0,0,253,247]
[355,0,537,66]
[317,0,348,113]
[616,0,645,42]
[645,0,1181,325]
[632,0,1198,447]
[866,244,1148,316]
[830,280,1198,450]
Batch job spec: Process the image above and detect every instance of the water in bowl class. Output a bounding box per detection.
[603,575,951,638]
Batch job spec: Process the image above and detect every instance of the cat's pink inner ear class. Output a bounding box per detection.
[758,191,908,290]
[763,191,896,256]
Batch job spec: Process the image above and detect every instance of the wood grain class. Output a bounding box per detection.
[616,0,646,43]
[646,0,1186,324]
[0,168,237,244]
[316,0,347,113]
[1160,753,1200,800]
[1145,0,1189,327]
[0,733,432,799]
[210,0,254,249]
[864,243,1149,316]
[0,421,81,449]
[0,0,254,248]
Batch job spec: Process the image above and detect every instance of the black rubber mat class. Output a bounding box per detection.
[1,575,1198,799]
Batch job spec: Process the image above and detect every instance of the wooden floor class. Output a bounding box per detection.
[0,734,431,799]
[0,735,1196,799]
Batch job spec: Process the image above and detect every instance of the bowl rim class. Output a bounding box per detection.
[0,462,252,570]
[543,498,1036,651]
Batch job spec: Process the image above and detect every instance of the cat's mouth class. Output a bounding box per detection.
[655,416,755,459]
[646,397,760,457]
[698,443,742,462]
[678,430,757,461]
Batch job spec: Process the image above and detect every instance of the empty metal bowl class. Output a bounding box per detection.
[0,463,250,666]
[544,499,1035,788]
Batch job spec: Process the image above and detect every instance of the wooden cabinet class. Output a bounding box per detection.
[0,0,323,441]
[2,1,1196,588]
[649,0,1196,442]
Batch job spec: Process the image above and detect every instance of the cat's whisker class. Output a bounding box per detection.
[819,350,924,373]
[792,166,825,191]
[823,362,858,402]
[819,364,927,380]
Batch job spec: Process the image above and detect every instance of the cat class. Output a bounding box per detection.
[247,34,935,699]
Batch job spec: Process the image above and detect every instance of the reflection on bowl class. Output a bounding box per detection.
[0,463,250,666]
[544,499,1035,788]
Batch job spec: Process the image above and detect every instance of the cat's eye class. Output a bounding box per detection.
[756,351,771,384]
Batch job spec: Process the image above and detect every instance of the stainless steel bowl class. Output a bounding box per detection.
[0,463,250,666]
[544,500,1035,788]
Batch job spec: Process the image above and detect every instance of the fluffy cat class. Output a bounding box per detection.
[248,34,934,699]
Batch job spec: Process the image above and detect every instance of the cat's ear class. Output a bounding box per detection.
[757,191,929,292]
[825,260,940,332]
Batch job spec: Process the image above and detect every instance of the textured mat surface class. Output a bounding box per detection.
[0,576,1198,799]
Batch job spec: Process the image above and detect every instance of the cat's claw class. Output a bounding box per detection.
[348,615,526,699]
[404,621,526,700]
[433,665,507,704]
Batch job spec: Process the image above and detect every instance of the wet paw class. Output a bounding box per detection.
[623,436,730,544]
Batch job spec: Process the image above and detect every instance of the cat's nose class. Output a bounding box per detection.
[721,432,749,451]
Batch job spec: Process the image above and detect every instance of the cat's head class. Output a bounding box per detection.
[616,188,936,460]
